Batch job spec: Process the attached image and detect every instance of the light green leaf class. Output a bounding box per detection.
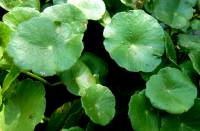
[62,127,84,131]
[103,10,165,72]
[149,0,196,29]
[68,0,106,20]
[59,61,96,96]
[41,3,87,33]
[164,32,177,64]
[3,7,40,30]
[0,22,12,48]
[0,87,2,106]
[0,0,40,11]
[160,99,200,131]
[7,17,84,76]
[81,84,116,125]
[2,65,20,95]
[128,90,160,131]
[146,67,197,114]
[0,79,46,131]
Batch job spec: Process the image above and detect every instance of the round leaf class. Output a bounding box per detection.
[41,3,87,33]
[3,7,40,30]
[81,84,116,125]
[0,0,40,11]
[161,99,200,131]
[0,79,46,131]
[59,61,96,96]
[149,0,196,29]
[146,67,197,114]
[103,10,165,72]
[7,17,84,76]
[68,0,106,20]
[128,90,160,131]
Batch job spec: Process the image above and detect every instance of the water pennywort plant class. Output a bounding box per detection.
[0,0,200,131]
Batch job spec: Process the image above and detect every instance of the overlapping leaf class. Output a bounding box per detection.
[128,90,160,131]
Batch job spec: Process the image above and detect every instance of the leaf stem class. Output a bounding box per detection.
[22,71,51,86]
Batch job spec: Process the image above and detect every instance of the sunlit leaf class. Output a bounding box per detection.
[0,0,40,11]
[3,7,40,30]
[68,0,106,20]
[0,79,46,131]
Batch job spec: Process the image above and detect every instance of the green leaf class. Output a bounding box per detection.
[146,67,197,114]
[0,87,2,106]
[59,61,96,96]
[46,102,72,131]
[103,10,165,72]
[3,7,40,30]
[0,0,40,11]
[0,22,12,48]
[149,0,196,29]
[0,79,46,131]
[191,19,200,30]
[189,51,200,75]
[68,0,106,20]
[81,52,108,83]
[41,3,87,33]
[128,90,160,131]
[164,32,177,64]
[2,66,20,95]
[62,127,84,131]
[178,34,200,74]
[81,84,116,125]
[7,16,84,76]
[160,99,200,131]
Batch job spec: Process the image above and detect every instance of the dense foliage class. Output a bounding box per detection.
[0,0,200,131]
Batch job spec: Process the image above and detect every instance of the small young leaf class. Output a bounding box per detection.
[68,0,106,20]
[0,0,40,11]
[164,32,177,64]
[81,84,116,126]
[2,65,20,95]
[81,52,108,83]
[103,10,165,72]
[128,90,160,131]
[3,7,40,30]
[59,61,96,96]
[7,17,84,76]
[146,67,197,114]
[0,79,46,131]
[160,99,200,131]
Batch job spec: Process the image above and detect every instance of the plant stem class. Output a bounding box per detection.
[22,71,51,86]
